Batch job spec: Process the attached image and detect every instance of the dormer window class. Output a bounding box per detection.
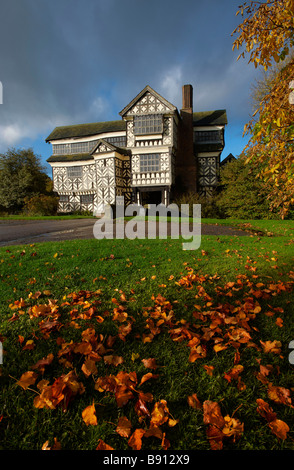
[134,114,163,135]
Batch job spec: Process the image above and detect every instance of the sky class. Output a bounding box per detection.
[0,0,262,175]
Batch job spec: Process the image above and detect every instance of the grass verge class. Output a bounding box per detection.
[0,221,293,450]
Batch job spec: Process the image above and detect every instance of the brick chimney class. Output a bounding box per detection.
[175,85,197,193]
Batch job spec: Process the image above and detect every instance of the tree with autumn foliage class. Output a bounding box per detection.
[232,0,294,218]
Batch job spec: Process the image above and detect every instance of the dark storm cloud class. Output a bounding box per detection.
[0,0,260,153]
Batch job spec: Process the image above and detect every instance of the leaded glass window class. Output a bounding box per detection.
[80,194,94,204]
[194,130,222,143]
[104,136,127,147]
[134,115,163,135]
[67,166,83,179]
[139,154,160,172]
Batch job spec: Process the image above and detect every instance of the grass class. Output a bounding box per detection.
[0,219,294,450]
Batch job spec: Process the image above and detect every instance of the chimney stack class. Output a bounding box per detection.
[182,84,193,110]
[175,84,197,193]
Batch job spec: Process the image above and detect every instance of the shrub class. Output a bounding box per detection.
[23,194,59,216]
[172,190,226,219]
[218,155,280,220]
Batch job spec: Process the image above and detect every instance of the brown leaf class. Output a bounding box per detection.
[224,365,244,383]
[128,428,145,450]
[135,398,151,418]
[116,416,132,438]
[145,425,163,439]
[260,340,282,354]
[267,385,292,406]
[115,385,134,407]
[206,424,224,450]
[82,358,98,378]
[141,358,158,369]
[256,398,277,422]
[104,355,124,367]
[187,393,202,410]
[31,353,54,374]
[203,400,225,429]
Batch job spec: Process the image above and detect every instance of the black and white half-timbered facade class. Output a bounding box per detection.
[46,84,227,214]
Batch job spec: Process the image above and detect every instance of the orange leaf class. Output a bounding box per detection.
[187,394,202,410]
[267,385,292,406]
[268,419,289,440]
[150,400,170,426]
[188,344,206,362]
[115,385,134,407]
[203,400,225,429]
[203,365,214,376]
[224,365,244,383]
[222,415,244,441]
[104,355,124,367]
[17,371,38,390]
[145,425,163,439]
[22,339,35,351]
[82,358,98,378]
[135,398,151,419]
[256,398,277,422]
[206,424,224,450]
[260,340,282,354]
[82,402,98,426]
[41,437,61,450]
[142,358,158,369]
[116,416,132,438]
[139,372,159,386]
[96,439,114,450]
[128,428,145,450]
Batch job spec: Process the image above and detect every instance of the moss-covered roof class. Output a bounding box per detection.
[193,110,228,126]
[46,120,126,142]
[47,153,94,163]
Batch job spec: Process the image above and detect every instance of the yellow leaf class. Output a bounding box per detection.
[82,402,98,426]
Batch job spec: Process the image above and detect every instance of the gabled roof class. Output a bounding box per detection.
[45,120,126,142]
[193,110,228,126]
[91,139,130,156]
[119,85,177,117]
[220,153,236,166]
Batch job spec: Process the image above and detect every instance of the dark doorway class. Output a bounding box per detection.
[141,190,162,206]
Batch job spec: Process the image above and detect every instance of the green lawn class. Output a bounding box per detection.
[0,220,293,450]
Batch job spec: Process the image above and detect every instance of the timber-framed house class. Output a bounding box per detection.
[46,84,227,214]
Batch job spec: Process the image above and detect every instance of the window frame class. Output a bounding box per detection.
[67,166,83,179]
[134,114,163,136]
[80,194,94,205]
[139,153,161,173]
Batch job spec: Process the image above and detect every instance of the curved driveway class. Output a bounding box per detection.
[0,218,251,247]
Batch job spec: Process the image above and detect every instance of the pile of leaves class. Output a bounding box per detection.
[1,267,294,450]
